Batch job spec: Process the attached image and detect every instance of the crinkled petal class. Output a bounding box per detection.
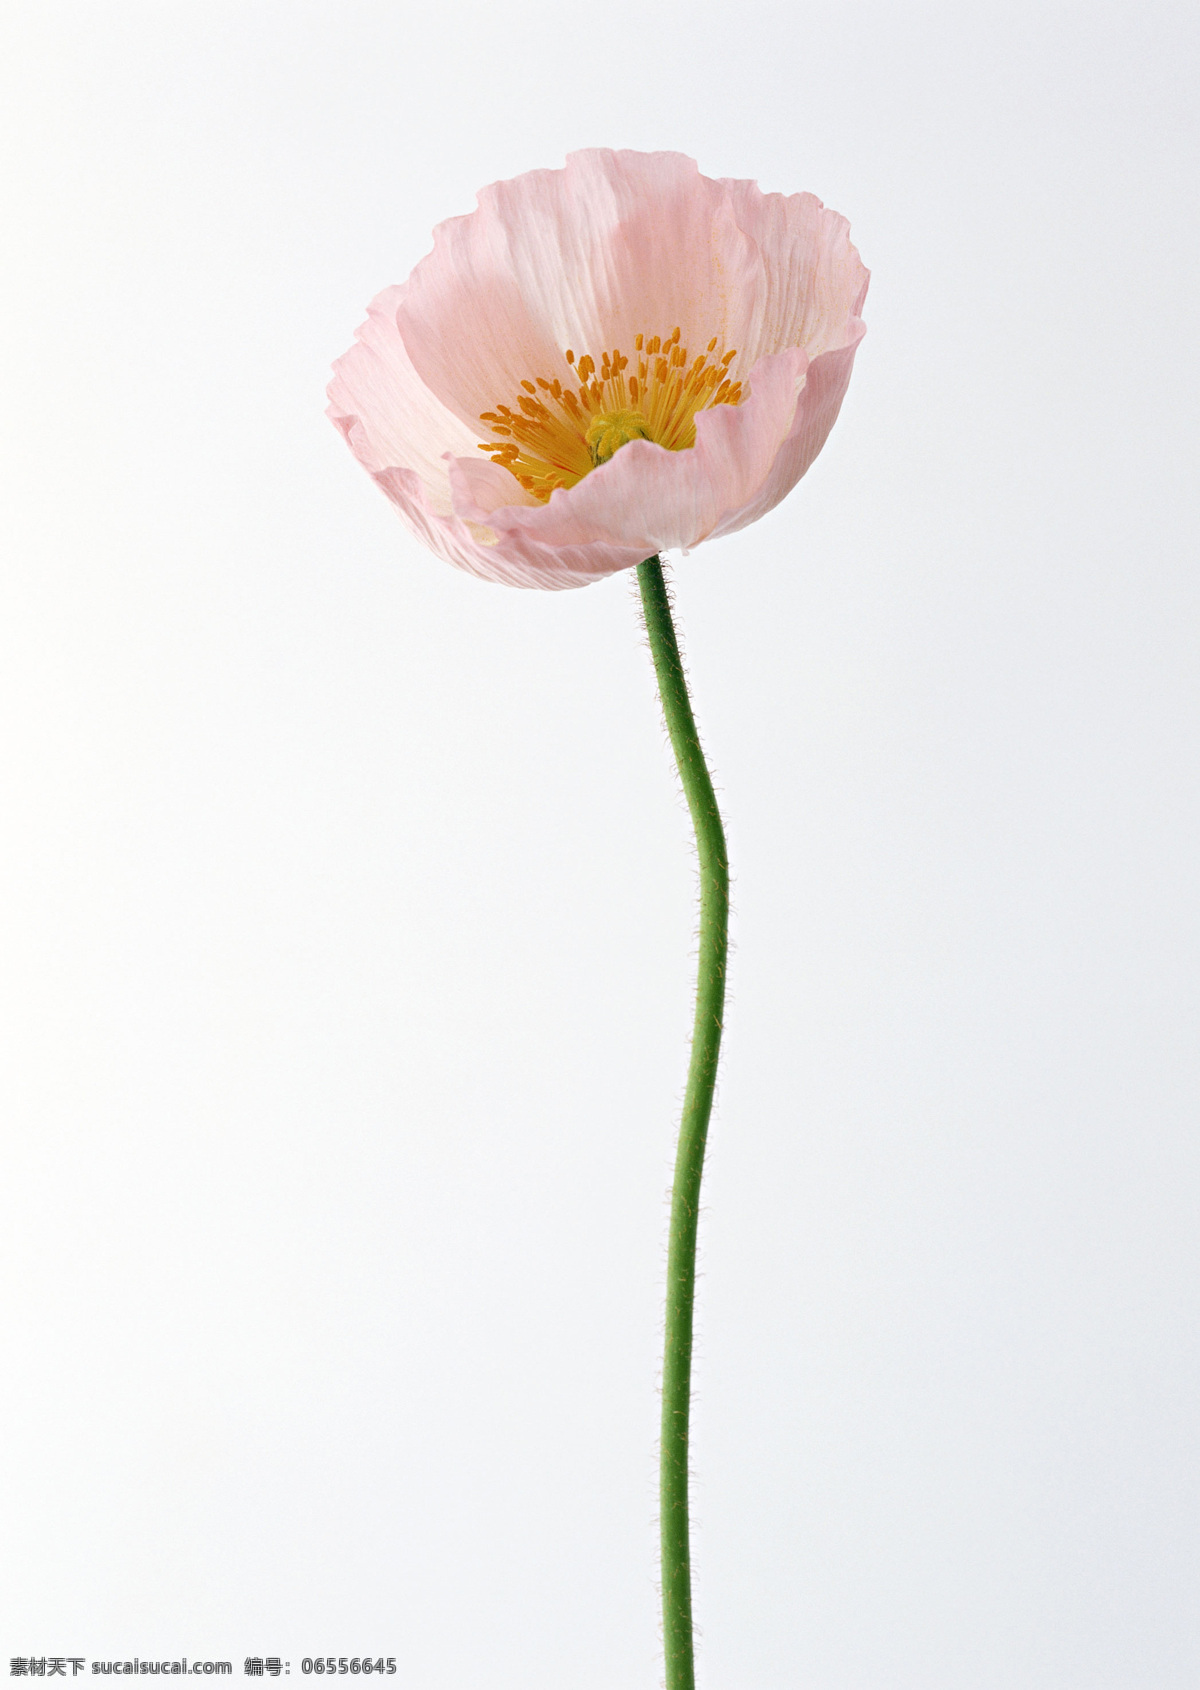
[395,150,765,432]
[327,284,481,514]
[708,327,867,541]
[719,179,870,368]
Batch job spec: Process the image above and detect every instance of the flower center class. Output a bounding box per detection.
[478,328,743,503]
[586,408,651,466]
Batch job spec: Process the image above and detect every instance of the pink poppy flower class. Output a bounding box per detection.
[328,149,868,590]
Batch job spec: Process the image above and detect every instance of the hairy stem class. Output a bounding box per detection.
[637,555,730,1690]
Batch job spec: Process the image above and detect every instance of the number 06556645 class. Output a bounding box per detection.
[300,1661,396,1676]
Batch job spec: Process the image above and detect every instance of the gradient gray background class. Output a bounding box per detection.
[2,2,1198,1684]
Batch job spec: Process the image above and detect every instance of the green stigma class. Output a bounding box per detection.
[586,408,652,466]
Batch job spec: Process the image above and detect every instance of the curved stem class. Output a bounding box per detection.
[637,556,730,1690]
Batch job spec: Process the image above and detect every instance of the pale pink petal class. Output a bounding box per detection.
[446,346,809,555]
[559,150,764,363]
[364,464,645,590]
[708,328,867,541]
[719,182,869,368]
[327,284,485,515]
[395,150,764,431]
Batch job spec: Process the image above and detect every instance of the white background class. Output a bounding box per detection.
[2,2,1198,1685]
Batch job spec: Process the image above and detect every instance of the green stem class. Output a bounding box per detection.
[637,556,730,1690]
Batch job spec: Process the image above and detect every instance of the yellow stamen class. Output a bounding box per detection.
[478,328,743,502]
